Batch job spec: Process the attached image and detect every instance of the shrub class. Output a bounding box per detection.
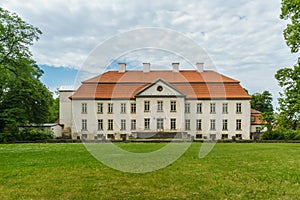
[20,128,54,141]
[0,132,21,142]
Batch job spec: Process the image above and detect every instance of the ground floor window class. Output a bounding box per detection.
[98,119,103,130]
[185,119,191,130]
[108,119,113,130]
[131,119,136,130]
[170,118,176,130]
[82,119,87,131]
[82,134,87,140]
[210,134,216,140]
[107,134,114,139]
[121,119,126,130]
[157,118,164,129]
[95,134,103,140]
[144,118,150,130]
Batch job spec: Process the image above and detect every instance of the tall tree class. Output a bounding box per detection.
[275,0,300,129]
[251,91,274,113]
[280,0,300,53]
[0,8,53,132]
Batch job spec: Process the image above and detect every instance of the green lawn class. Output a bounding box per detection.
[0,143,299,199]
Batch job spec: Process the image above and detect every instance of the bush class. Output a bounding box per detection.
[261,129,300,140]
[20,128,54,141]
[0,132,21,142]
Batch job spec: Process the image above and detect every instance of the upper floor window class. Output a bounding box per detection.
[157,101,163,112]
[82,103,87,114]
[97,103,103,113]
[236,103,242,113]
[131,119,136,130]
[144,101,150,112]
[170,101,176,112]
[121,103,126,113]
[185,103,190,113]
[210,103,216,114]
[222,103,228,114]
[108,103,113,113]
[197,103,202,113]
[131,103,136,113]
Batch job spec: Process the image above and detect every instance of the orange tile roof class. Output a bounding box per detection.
[70,70,251,100]
[251,109,267,125]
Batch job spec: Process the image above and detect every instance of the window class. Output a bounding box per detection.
[107,134,114,139]
[185,103,190,113]
[185,119,191,130]
[97,119,103,130]
[222,103,228,113]
[97,103,103,113]
[236,134,242,139]
[222,119,228,131]
[82,119,87,131]
[144,101,150,112]
[196,134,203,139]
[131,103,136,113]
[256,127,261,133]
[82,103,87,114]
[131,119,136,130]
[236,119,242,130]
[157,101,163,112]
[157,118,164,129]
[251,116,255,122]
[197,103,202,113]
[121,119,126,130]
[210,103,216,113]
[236,103,242,113]
[222,134,228,139]
[108,119,113,130]
[82,134,87,140]
[170,118,176,130]
[121,103,126,113]
[196,119,202,130]
[210,119,216,130]
[108,103,113,113]
[144,118,150,130]
[170,101,176,112]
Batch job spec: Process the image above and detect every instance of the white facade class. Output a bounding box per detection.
[60,78,251,140]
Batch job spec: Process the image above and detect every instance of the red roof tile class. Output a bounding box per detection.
[70,70,251,100]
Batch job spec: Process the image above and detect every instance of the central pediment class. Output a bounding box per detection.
[135,79,185,97]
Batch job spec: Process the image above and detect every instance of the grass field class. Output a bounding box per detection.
[0,142,300,199]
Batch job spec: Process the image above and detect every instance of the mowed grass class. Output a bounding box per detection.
[0,143,300,199]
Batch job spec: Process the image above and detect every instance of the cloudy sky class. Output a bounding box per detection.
[1,0,298,107]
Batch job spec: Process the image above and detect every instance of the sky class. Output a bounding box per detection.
[1,0,299,107]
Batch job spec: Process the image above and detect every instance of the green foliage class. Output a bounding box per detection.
[20,128,54,141]
[280,0,300,53]
[251,91,273,113]
[275,62,300,126]
[261,128,300,140]
[0,8,53,132]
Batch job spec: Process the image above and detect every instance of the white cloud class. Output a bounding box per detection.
[1,0,298,107]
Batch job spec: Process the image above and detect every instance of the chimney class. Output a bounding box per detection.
[118,63,126,73]
[196,62,204,72]
[143,63,150,73]
[172,62,179,72]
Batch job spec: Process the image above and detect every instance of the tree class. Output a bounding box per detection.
[251,91,274,131]
[275,0,300,129]
[251,91,274,113]
[280,0,300,53]
[0,8,53,132]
